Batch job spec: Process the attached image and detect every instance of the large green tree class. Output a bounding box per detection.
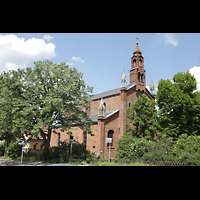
[126,93,161,140]
[156,71,200,137]
[0,69,26,144]
[0,60,94,152]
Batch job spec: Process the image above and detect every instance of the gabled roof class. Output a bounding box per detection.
[91,88,121,100]
[91,84,136,100]
[89,110,120,122]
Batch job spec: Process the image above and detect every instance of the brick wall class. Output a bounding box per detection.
[90,93,120,115]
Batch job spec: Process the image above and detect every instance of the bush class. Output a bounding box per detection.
[170,134,200,165]
[142,136,175,161]
[40,141,97,163]
[7,142,22,159]
[115,133,200,165]
[0,141,6,156]
[41,141,70,162]
[115,134,151,160]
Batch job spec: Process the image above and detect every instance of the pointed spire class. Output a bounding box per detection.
[133,37,142,54]
[121,69,127,88]
[149,79,155,94]
[98,98,105,117]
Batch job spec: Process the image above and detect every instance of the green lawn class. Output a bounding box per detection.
[89,161,152,166]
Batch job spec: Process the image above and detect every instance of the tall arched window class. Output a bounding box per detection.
[83,131,87,147]
[58,133,61,146]
[139,59,142,66]
[138,72,141,82]
[133,60,136,66]
[141,73,143,83]
[107,130,114,147]
[104,103,106,113]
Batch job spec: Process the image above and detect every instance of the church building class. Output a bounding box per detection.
[50,39,154,160]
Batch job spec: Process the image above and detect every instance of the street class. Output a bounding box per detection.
[0,159,88,166]
[0,159,49,166]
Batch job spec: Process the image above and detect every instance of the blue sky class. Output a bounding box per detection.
[0,33,200,95]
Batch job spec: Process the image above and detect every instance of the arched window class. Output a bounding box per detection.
[104,103,106,113]
[141,73,143,83]
[133,60,136,66]
[107,130,114,147]
[138,72,141,82]
[139,59,142,66]
[58,133,61,146]
[83,132,87,147]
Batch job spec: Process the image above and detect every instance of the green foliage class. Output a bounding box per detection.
[142,136,175,161]
[115,134,151,160]
[170,134,200,165]
[0,141,5,156]
[6,142,22,159]
[157,71,200,137]
[0,60,94,152]
[40,141,96,163]
[0,69,26,143]
[115,133,200,165]
[126,93,161,139]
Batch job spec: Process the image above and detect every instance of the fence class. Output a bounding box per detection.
[116,159,191,166]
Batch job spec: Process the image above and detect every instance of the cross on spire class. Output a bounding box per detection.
[136,37,139,45]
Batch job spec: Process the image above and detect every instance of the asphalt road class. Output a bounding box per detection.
[0,159,88,166]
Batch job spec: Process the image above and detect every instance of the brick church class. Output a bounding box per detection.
[50,40,154,160]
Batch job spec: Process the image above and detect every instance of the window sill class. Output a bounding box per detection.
[107,146,115,149]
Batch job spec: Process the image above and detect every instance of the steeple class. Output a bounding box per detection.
[129,37,146,90]
[98,98,105,117]
[149,79,155,94]
[121,69,127,88]
[133,37,142,54]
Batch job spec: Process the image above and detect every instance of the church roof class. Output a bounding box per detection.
[133,45,141,53]
[89,110,120,122]
[92,88,121,100]
[91,84,136,100]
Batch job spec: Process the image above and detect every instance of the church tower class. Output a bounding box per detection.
[129,38,146,91]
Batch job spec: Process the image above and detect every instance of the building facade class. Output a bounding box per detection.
[50,41,154,160]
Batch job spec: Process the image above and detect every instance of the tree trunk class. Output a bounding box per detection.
[46,127,52,152]
[39,127,52,153]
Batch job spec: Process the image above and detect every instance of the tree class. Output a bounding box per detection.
[22,60,94,152]
[0,69,26,144]
[156,71,200,137]
[0,60,94,153]
[126,93,161,140]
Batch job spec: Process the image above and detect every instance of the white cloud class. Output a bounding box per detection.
[71,56,85,63]
[189,66,200,91]
[66,62,74,66]
[158,33,179,47]
[0,34,56,72]
[43,35,54,42]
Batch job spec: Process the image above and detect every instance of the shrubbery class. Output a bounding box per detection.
[116,134,200,165]
[6,141,22,159]
[40,141,97,163]
[116,134,150,160]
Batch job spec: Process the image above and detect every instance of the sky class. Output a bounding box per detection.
[0,33,200,95]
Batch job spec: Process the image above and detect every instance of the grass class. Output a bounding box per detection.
[0,156,153,166]
[89,161,151,166]
[0,156,12,160]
